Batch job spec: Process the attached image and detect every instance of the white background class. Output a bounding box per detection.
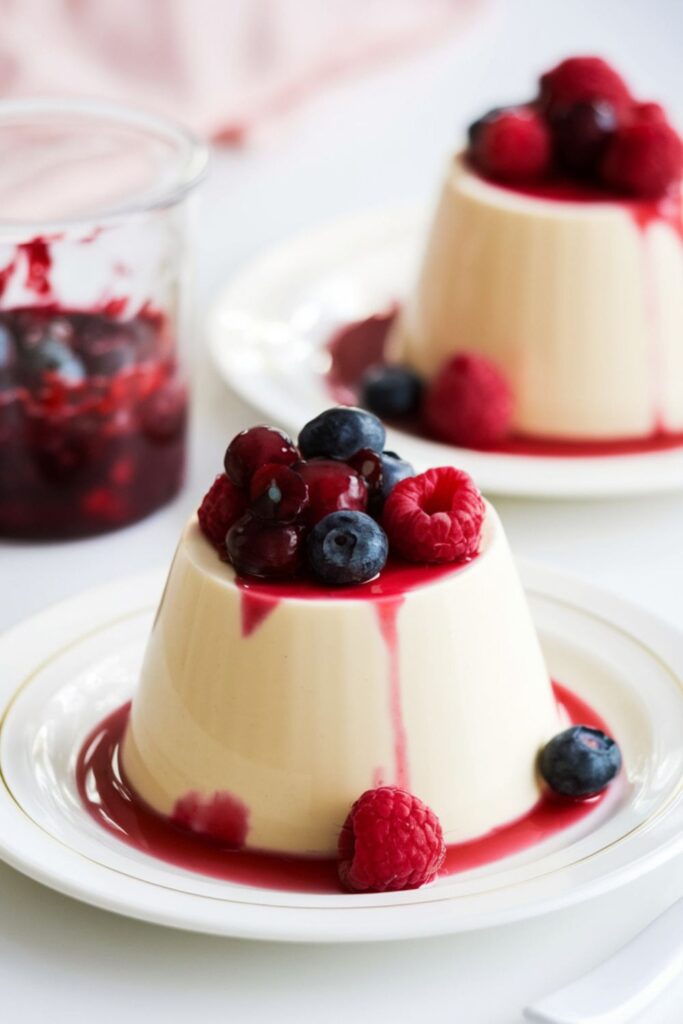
[2,0,683,1020]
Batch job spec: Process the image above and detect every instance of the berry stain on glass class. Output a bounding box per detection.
[0,100,207,539]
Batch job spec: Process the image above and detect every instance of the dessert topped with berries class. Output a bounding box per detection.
[326,57,683,455]
[467,56,682,198]
[398,55,683,447]
[197,407,483,586]
[91,405,625,894]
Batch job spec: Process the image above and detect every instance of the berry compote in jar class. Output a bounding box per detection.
[0,100,208,539]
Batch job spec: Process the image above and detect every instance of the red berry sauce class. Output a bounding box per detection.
[0,238,187,539]
[77,682,614,894]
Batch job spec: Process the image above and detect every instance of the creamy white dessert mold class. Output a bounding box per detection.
[122,507,561,855]
[391,156,683,440]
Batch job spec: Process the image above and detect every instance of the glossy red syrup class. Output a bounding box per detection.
[77,682,613,894]
[327,313,683,457]
[172,791,249,848]
[0,236,187,539]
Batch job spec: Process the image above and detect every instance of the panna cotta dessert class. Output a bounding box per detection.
[104,406,622,892]
[355,57,683,451]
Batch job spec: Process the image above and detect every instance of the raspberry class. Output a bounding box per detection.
[469,108,551,184]
[539,56,632,119]
[198,474,247,550]
[338,786,445,893]
[629,101,667,126]
[424,353,513,447]
[600,121,683,198]
[382,467,485,564]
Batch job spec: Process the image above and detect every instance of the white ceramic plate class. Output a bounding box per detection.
[208,207,683,499]
[1,566,683,942]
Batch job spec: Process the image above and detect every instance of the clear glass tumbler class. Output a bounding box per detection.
[0,99,208,539]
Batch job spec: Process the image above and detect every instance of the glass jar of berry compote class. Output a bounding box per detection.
[0,100,208,539]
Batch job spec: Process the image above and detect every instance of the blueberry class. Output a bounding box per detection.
[551,100,617,176]
[298,407,386,461]
[539,725,622,798]
[378,451,415,504]
[361,365,423,418]
[21,338,86,385]
[307,510,388,585]
[77,318,136,377]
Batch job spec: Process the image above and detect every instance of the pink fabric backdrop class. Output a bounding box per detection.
[0,0,484,141]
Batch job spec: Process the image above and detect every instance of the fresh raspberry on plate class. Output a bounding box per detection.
[469,108,551,184]
[600,120,683,197]
[424,352,513,448]
[338,786,446,893]
[539,56,632,118]
[198,473,247,550]
[382,466,485,564]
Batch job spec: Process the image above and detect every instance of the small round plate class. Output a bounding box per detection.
[208,207,683,499]
[1,566,682,942]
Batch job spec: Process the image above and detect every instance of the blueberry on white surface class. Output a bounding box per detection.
[539,725,621,798]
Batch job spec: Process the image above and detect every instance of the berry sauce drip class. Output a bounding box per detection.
[375,597,409,789]
[0,236,187,539]
[76,682,613,894]
[236,559,472,786]
[326,312,683,457]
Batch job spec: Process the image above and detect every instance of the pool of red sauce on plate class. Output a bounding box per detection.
[77,680,611,894]
[327,171,683,457]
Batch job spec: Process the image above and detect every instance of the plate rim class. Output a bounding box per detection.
[0,564,683,941]
[207,204,683,501]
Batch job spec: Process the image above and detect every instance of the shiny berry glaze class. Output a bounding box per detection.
[77,682,613,894]
[326,310,683,457]
[0,306,186,538]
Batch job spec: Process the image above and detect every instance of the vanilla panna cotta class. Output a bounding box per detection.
[121,505,561,856]
[92,407,623,894]
[391,155,683,441]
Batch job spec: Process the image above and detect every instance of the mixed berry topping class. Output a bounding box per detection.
[383,467,485,564]
[466,55,682,198]
[338,786,446,893]
[198,407,484,583]
[539,725,622,799]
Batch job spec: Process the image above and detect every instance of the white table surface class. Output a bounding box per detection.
[2,1,683,1020]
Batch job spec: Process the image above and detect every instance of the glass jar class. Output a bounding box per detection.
[0,99,208,539]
